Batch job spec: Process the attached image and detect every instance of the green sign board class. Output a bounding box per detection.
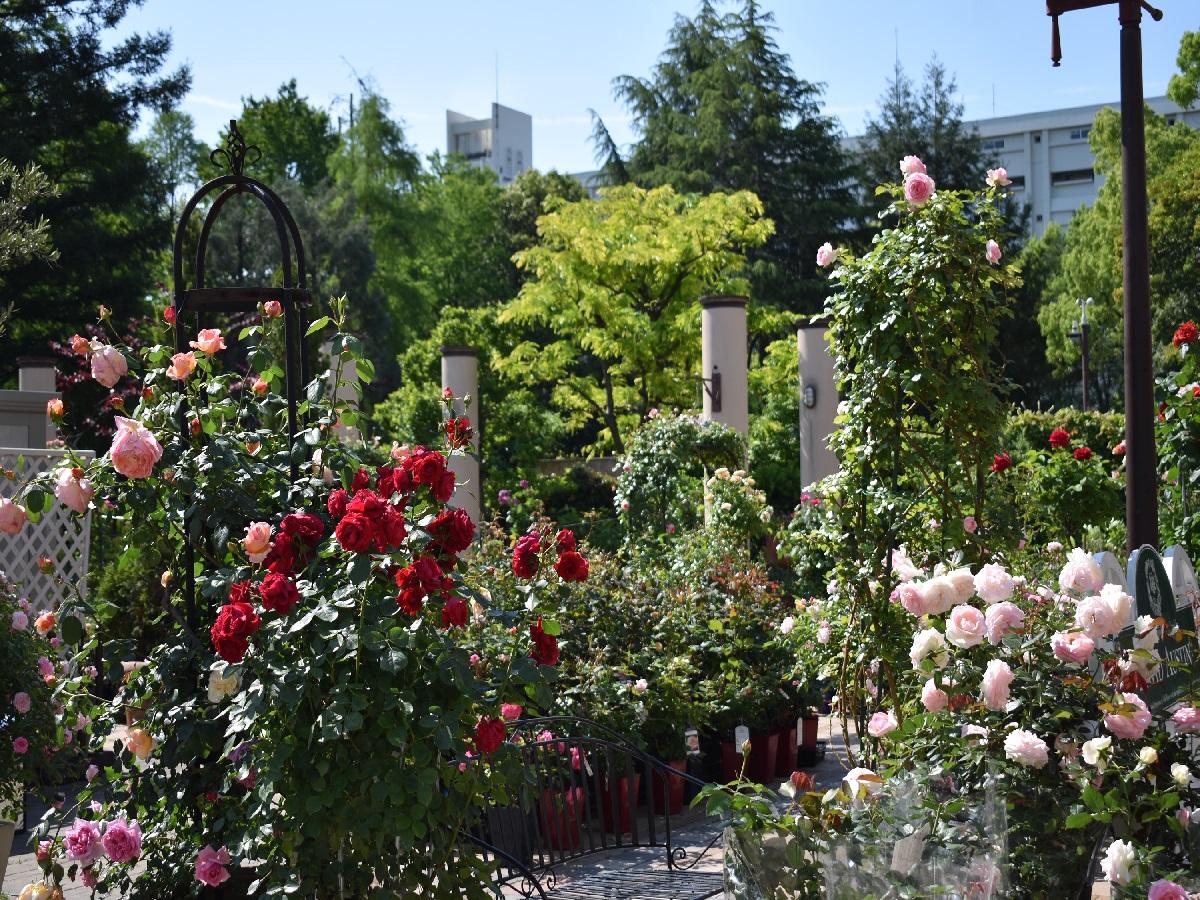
[1127,545,1198,711]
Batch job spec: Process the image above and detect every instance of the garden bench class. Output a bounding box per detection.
[465,716,724,900]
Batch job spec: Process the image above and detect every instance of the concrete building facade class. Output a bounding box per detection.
[446,102,532,186]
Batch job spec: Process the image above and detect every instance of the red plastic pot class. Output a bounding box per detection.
[745,731,778,783]
[600,774,641,834]
[539,786,585,850]
[775,725,797,778]
[651,760,687,815]
[801,715,819,749]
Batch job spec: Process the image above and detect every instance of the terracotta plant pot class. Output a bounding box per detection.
[600,774,641,834]
[720,740,742,782]
[745,731,778,783]
[538,786,584,851]
[797,715,820,767]
[775,725,797,778]
[651,760,687,815]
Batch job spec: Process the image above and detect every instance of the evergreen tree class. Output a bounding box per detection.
[597,0,856,316]
[0,0,189,380]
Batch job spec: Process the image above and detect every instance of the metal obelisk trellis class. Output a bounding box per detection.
[170,120,313,628]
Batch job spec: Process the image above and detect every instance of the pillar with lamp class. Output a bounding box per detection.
[1067,297,1094,412]
[1046,0,1162,550]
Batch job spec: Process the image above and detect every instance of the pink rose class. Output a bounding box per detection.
[867,710,898,738]
[166,351,197,381]
[961,723,989,741]
[816,242,837,267]
[900,155,927,176]
[1074,594,1118,639]
[1172,706,1200,734]
[919,577,958,615]
[1105,692,1152,740]
[110,417,163,479]
[263,300,283,318]
[1059,548,1103,593]
[81,867,98,888]
[13,692,30,714]
[904,171,936,205]
[0,498,27,535]
[921,679,948,712]
[986,167,1012,187]
[962,515,977,534]
[189,328,226,355]
[1149,880,1190,900]
[895,582,928,616]
[90,344,128,388]
[64,817,103,866]
[194,845,231,887]
[973,563,1015,604]
[946,604,987,649]
[242,521,273,563]
[12,736,28,754]
[86,764,100,782]
[500,703,523,722]
[101,816,142,863]
[816,622,832,644]
[55,467,95,514]
[981,659,1013,711]
[985,240,1002,264]
[1052,630,1095,664]
[10,610,28,631]
[1003,728,1049,768]
[37,656,54,678]
[984,601,1025,644]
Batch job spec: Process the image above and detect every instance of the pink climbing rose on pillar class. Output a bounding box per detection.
[110,417,163,479]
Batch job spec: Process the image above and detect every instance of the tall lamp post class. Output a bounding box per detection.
[1068,297,1094,411]
[1047,0,1162,551]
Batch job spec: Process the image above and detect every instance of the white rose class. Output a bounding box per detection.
[1100,583,1133,629]
[1100,838,1137,885]
[973,563,1015,604]
[1139,746,1158,765]
[1059,548,1103,594]
[1082,736,1112,772]
[909,628,949,670]
[207,670,239,703]
[1075,595,1119,639]
[779,616,794,635]
[843,767,882,799]
[1173,763,1192,787]
[919,577,958,615]
[946,567,976,604]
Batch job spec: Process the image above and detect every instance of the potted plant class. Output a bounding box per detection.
[638,656,701,815]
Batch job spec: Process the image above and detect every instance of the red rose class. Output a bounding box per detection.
[430,508,476,554]
[433,470,456,504]
[555,529,576,553]
[347,489,385,521]
[394,566,425,615]
[259,573,300,615]
[228,580,254,605]
[413,556,444,592]
[530,619,559,667]
[441,597,468,629]
[445,416,473,449]
[990,453,1012,473]
[1073,446,1093,461]
[474,716,507,755]
[376,466,398,499]
[351,468,371,492]
[512,546,539,579]
[376,505,407,551]
[1113,441,1126,456]
[281,512,325,547]
[1048,427,1071,450]
[211,601,261,663]
[163,305,176,324]
[265,531,297,575]
[412,451,446,486]
[327,488,349,520]
[1174,320,1199,348]
[553,550,589,583]
[335,512,374,553]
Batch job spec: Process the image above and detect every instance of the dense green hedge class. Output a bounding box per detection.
[1002,407,1125,457]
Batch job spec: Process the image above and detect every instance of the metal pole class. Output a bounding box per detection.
[1080,321,1090,412]
[1118,0,1158,550]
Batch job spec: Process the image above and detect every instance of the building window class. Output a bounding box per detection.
[1168,116,1177,126]
[1069,126,1091,140]
[1051,168,1094,185]
[1009,175,1026,189]
[1034,134,1042,143]
[516,150,524,171]
[981,138,1005,151]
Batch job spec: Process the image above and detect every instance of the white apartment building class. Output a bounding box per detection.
[446,102,532,186]
[965,95,1199,235]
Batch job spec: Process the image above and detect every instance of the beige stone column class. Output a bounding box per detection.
[699,296,748,434]
[797,319,838,488]
[440,346,481,523]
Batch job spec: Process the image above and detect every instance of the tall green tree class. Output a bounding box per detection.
[0,0,189,380]
[495,184,772,454]
[140,108,203,215]
[596,0,855,316]
[858,58,986,199]
[1168,30,1200,109]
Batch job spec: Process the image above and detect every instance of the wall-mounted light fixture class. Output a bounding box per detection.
[803,384,817,409]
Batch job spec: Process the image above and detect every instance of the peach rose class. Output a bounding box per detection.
[166,351,197,381]
[189,328,226,355]
[252,376,268,394]
[242,521,273,563]
[54,467,95,514]
[35,612,55,635]
[0,498,27,535]
[70,334,91,355]
[263,300,283,318]
[124,727,155,760]
[90,345,128,388]
[47,398,64,417]
[110,417,162,480]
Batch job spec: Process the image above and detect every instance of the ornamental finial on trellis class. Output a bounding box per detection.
[208,119,262,176]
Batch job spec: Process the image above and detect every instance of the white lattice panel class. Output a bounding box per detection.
[0,448,93,613]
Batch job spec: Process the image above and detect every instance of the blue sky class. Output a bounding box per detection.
[115,1,1195,174]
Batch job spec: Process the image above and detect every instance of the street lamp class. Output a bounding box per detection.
[1067,297,1094,411]
[1046,0,1162,551]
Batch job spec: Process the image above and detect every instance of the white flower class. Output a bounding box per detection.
[1059,548,1103,594]
[1082,736,1112,772]
[843,767,882,799]
[909,628,949,670]
[1172,763,1192,787]
[945,567,976,604]
[1003,729,1049,768]
[1100,583,1133,629]
[1139,746,1158,765]
[961,723,989,741]
[207,670,239,703]
[816,622,832,644]
[719,502,733,512]
[779,616,794,635]
[891,546,923,582]
[1100,838,1137,885]
[973,563,1015,604]
[714,467,730,480]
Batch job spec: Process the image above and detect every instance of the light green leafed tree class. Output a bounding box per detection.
[1168,30,1200,109]
[495,184,773,454]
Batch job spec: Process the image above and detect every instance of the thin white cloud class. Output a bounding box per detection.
[187,94,240,111]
